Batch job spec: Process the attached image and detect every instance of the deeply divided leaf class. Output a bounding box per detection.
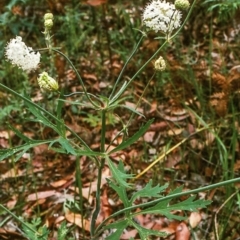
[130,180,169,204]
[104,219,128,240]
[137,195,211,220]
[107,158,134,188]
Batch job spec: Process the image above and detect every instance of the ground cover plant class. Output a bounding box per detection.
[0,0,240,239]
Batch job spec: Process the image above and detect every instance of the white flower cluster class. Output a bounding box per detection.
[142,0,182,35]
[5,36,40,72]
[154,56,166,71]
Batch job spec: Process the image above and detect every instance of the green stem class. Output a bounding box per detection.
[90,110,107,236]
[125,73,155,132]
[114,0,197,95]
[43,29,55,74]
[106,73,156,151]
[124,40,168,90]
[63,91,102,102]
[52,49,101,109]
[100,110,106,153]
[95,177,240,235]
[109,34,145,100]
[0,83,92,153]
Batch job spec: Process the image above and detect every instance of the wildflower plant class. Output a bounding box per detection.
[1,0,239,239]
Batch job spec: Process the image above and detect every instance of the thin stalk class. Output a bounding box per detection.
[90,110,107,236]
[109,34,145,100]
[63,91,102,102]
[52,49,101,109]
[43,27,55,75]
[95,177,240,236]
[120,0,197,92]
[106,73,156,151]
[123,39,167,91]
[125,73,155,132]
[101,4,113,67]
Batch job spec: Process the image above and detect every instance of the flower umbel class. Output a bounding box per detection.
[142,0,182,37]
[37,72,59,92]
[154,56,166,71]
[5,36,40,72]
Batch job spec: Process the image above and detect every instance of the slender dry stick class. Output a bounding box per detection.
[134,125,213,179]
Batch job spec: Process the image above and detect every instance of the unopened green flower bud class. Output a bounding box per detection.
[38,72,59,92]
[44,19,53,30]
[44,13,54,21]
[154,56,166,71]
[175,0,190,10]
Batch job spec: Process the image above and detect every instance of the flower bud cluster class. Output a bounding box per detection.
[175,0,190,10]
[44,13,54,30]
[37,72,59,92]
[154,56,166,71]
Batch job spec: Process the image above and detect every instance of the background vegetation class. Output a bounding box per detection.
[0,0,240,239]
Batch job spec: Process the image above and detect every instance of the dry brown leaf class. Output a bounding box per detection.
[175,222,190,240]
[83,73,98,82]
[205,131,215,146]
[189,212,202,228]
[1,168,24,179]
[167,128,183,136]
[27,190,57,201]
[160,113,189,122]
[0,131,9,138]
[120,229,138,239]
[86,0,107,6]
[65,210,90,231]
[148,121,168,131]
[96,188,112,225]
[234,160,240,171]
[172,108,187,116]
[143,131,155,142]
[50,179,68,188]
